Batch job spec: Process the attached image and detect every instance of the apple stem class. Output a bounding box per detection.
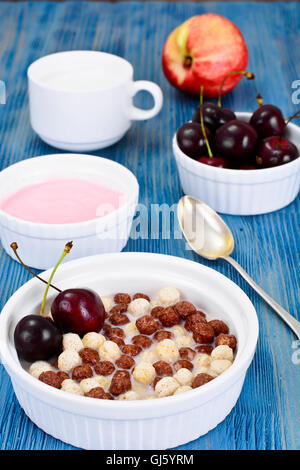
[10,242,61,293]
[218,70,255,107]
[200,85,213,158]
[40,241,73,316]
[256,93,264,108]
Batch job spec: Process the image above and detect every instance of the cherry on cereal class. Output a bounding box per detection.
[195,345,213,355]
[136,315,159,335]
[72,364,93,381]
[39,371,62,389]
[94,361,115,376]
[215,333,237,350]
[115,355,135,369]
[153,361,173,376]
[153,330,173,342]
[114,293,131,304]
[184,312,207,332]
[174,301,197,319]
[133,293,150,302]
[150,306,164,318]
[109,370,131,395]
[179,347,196,361]
[122,344,142,357]
[132,335,152,349]
[110,312,130,326]
[192,373,214,388]
[173,360,193,372]
[192,323,215,344]
[159,307,181,327]
[85,387,114,400]
[209,320,229,335]
[109,303,128,315]
[79,347,100,365]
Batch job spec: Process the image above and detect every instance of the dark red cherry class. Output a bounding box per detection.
[239,164,258,170]
[177,122,212,158]
[51,288,105,336]
[250,104,285,139]
[256,136,298,168]
[193,102,236,132]
[197,156,228,168]
[215,120,258,161]
[14,315,62,362]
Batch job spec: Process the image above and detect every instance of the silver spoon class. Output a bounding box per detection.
[177,195,300,339]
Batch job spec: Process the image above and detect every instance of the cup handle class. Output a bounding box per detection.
[128,81,163,121]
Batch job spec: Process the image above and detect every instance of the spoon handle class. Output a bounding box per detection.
[223,255,300,339]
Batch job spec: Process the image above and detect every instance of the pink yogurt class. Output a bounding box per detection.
[0,178,126,224]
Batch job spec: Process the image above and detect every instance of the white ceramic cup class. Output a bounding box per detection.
[28,51,163,151]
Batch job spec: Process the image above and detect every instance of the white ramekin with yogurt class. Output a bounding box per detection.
[0,154,139,269]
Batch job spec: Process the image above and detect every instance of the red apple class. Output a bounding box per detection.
[162,14,248,97]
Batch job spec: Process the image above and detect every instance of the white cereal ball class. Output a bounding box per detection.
[175,335,193,348]
[29,361,53,379]
[99,340,121,361]
[94,375,111,389]
[80,377,100,394]
[173,368,193,386]
[119,391,140,400]
[211,345,234,362]
[195,366,210,375]
[172,325,187,337]
[132,383,145,394]
[210,359,232,376]
[82,332,106,350]
[61,379,83,395]
[155,376,179,397]
[133,362,156,384]
[57,349,82,372]
[128,298,150,317]
[140,350,157,363]
[62,333,84,352]
[195,353,211,369]
[144,395,157,400]
[124,322,137,337]
[158,287,181,307]
[101,296,114,312]
[155,339,179,363]
[174,385,193,395]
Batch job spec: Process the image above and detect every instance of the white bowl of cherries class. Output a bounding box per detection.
[173,91,300,215]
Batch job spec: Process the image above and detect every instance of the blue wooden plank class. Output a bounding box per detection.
[0,1,299,451]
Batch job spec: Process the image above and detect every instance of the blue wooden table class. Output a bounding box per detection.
[0,1,299,451]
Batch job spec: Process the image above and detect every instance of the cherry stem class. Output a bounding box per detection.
[285,109,300,126]
[10,242,61,293]
[256,93,263,108]
[40,241,73,316]
[218,70,255,107]
[200,85,213,158]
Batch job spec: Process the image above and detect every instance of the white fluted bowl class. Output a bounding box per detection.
[0,253,259,450]
[173,112,300,215]
[0,154,139,269]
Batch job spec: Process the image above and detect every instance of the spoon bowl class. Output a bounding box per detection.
[177,195,300,339]
[177,196,234,259]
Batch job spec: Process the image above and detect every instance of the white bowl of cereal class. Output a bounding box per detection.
[0,252,258,450]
